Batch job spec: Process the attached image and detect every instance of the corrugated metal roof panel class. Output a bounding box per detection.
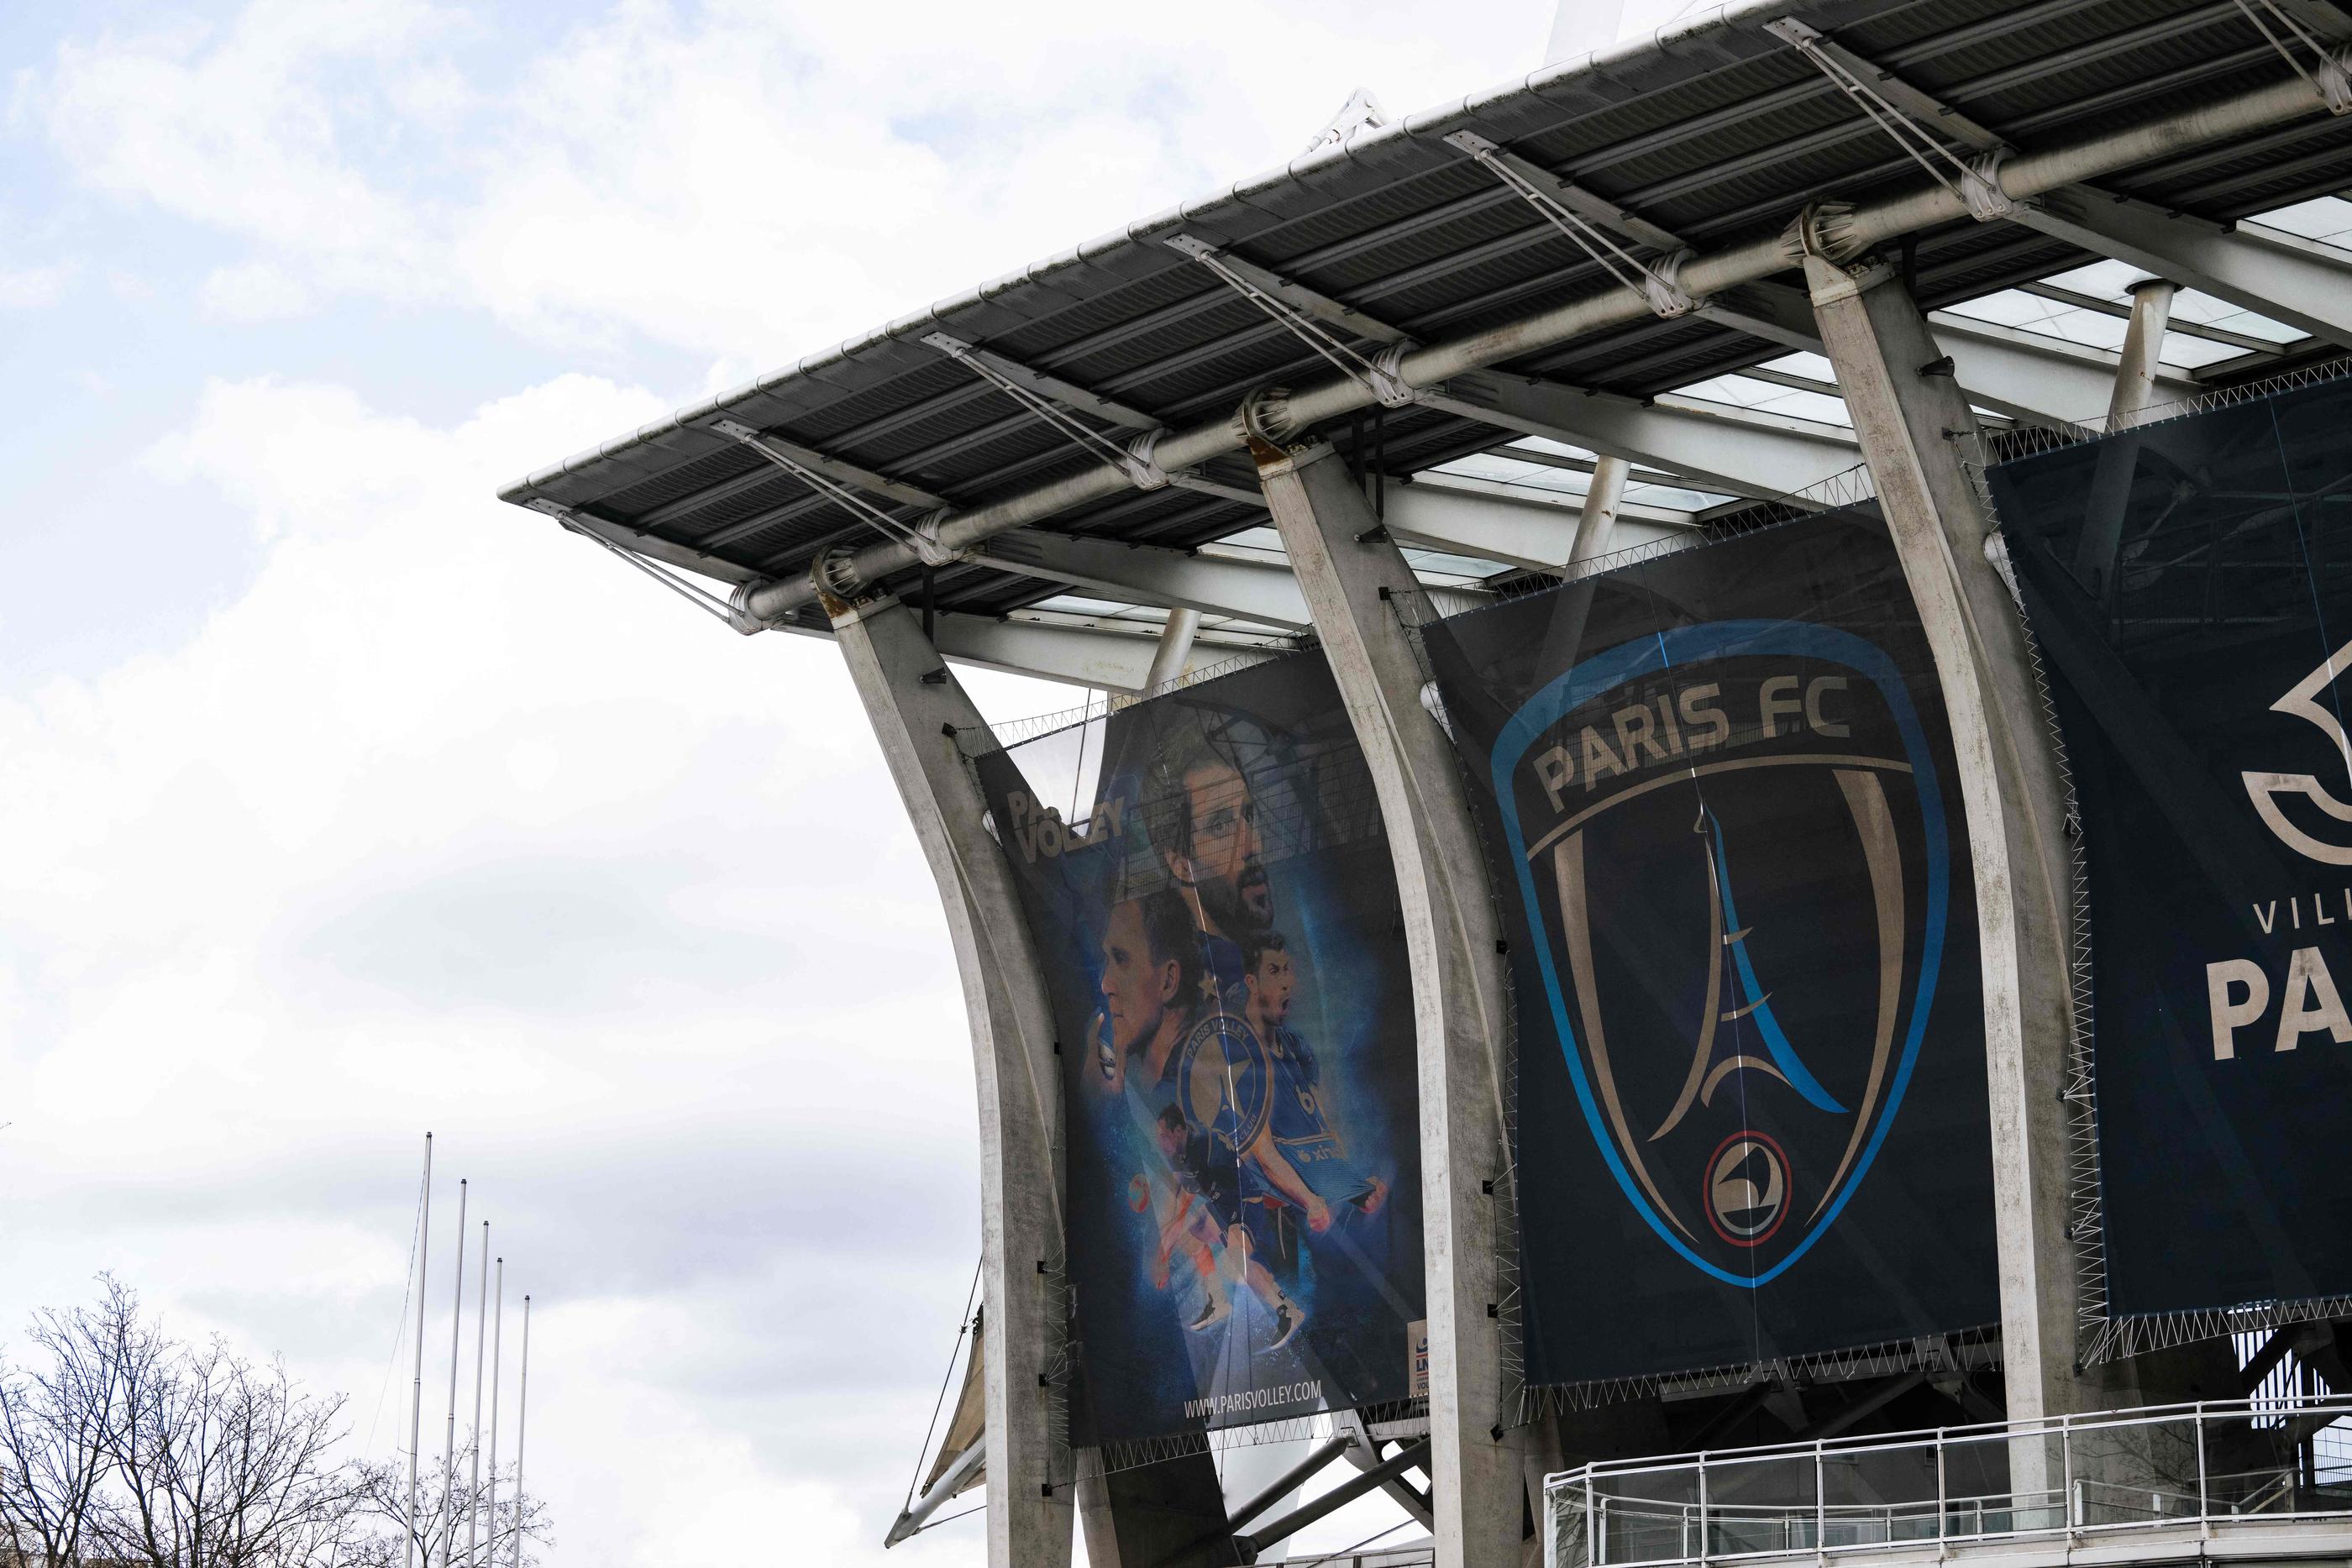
[500,0,2352,623]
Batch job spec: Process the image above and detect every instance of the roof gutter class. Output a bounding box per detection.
[735,62,2339,626]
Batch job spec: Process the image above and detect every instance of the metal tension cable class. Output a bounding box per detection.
[1164,235,1421,410]
[2230,0,2352,115]
[528,501,753,631]
[920,333,1247,503]
[1446,131,1704,318]
[1766,18,2021,223]
[710,417,955,565]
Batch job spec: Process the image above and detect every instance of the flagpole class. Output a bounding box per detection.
[406,1134,433,1568]
[467,1221,489,1568]
[442,1179,468,1568]
[485,1258,503,1568]
[511,1296,530,1568]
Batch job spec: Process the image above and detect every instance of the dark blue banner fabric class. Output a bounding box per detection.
[1987,376,2352,1321]
[1423,513,1998,1388]
[974,655,1425,1443]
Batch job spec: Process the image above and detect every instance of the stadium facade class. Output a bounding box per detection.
[498,3,2352,1565]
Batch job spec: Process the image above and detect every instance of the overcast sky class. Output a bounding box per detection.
[0,3,1697,1562]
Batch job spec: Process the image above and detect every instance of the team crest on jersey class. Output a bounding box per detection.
[1176,1010,1273,1154]
[1488,621,1952,1287]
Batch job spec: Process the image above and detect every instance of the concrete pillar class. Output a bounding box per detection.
[1245,425,1522,1568]
[1796,241,2116,1425]
[826,593,1076,1568]
[2108,278,2180,428]
[1567,454,1632,569]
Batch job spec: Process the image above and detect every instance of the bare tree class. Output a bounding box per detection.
[0,1285,129,1566]
[0,1281,549,1568]
[342,1450,547,1568]
[100,1314,355,1568]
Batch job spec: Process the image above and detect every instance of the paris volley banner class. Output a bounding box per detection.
[1423,512,1999,1388]
[972,654,1425,1444]
[1986,374,2352,1324]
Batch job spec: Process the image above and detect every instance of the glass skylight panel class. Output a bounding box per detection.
[1435,451,1588,496]
[2250,195,2352,249]
[1031,593,1158,619]
[1200,527,1287,564]
[2167,289,2307,345]
[1942,287,2256,370]
[1668,375,1851,427]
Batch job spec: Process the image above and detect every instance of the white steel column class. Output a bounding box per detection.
[826,593,1075,1568]
[2108,279,2180,428]
[1142,606,1203,692]
[2070,277,2181,595]
[1247,427,1520,1568]
[1797,239,2106,1425]
[1567,455,1632,568]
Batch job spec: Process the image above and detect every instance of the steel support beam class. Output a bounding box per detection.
[1760,20,2352,352]
[972,527,1312,631]
[1167,234,1411,345]
[1383,479,1686,576]
[1248,433,1520,1568]
[1799,245,2108,1428]
[2012,192,2352,351]
[1930,313,2196,428]
[928,613,1266,693]
[826,595,1074,1568]
[1432,375,1861,502]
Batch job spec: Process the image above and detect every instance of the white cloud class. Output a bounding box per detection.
[0,260,75,307]
[201,257,318,319]
[0,3,1600,1558]
[0,370,993,1567]
[30,0,1551,359]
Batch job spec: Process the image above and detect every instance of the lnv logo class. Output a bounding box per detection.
[2243,636,2352,864]
[1489,622,1953,1287]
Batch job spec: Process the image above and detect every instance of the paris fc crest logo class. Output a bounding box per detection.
[1488,621,1953,1287]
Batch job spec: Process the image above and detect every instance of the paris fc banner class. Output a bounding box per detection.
[973,654,1425,1443]
[1986,374,2352,1321]
[1423,512,1999,1387]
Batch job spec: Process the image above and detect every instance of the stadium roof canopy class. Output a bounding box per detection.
[500,0,2352,692]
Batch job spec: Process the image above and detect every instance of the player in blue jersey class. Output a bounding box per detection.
[1149,1103,1305,1346]
[1236,931,1389,1270]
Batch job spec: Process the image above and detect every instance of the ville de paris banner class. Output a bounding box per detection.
[974,655,1426,1444]
[1423,511,2000,1388]
[1986,374,2352,1322]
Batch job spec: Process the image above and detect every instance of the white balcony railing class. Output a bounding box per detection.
[1545,1398,2352,1568]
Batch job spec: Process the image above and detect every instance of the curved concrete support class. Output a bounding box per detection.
[1798,255,2106,1424]
[1250,442,1521,1568]
[827,595,1075,1568]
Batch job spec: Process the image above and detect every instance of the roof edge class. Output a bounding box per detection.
[496,0,1796,506]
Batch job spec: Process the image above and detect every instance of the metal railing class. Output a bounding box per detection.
[1545,1398,2352,1568]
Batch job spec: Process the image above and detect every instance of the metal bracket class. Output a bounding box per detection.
[1167,234,1424,409]
[1446,129,1705,317]
[2230,0,2352,113]
[1961,149,2020,223]
[711,417,956,565]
